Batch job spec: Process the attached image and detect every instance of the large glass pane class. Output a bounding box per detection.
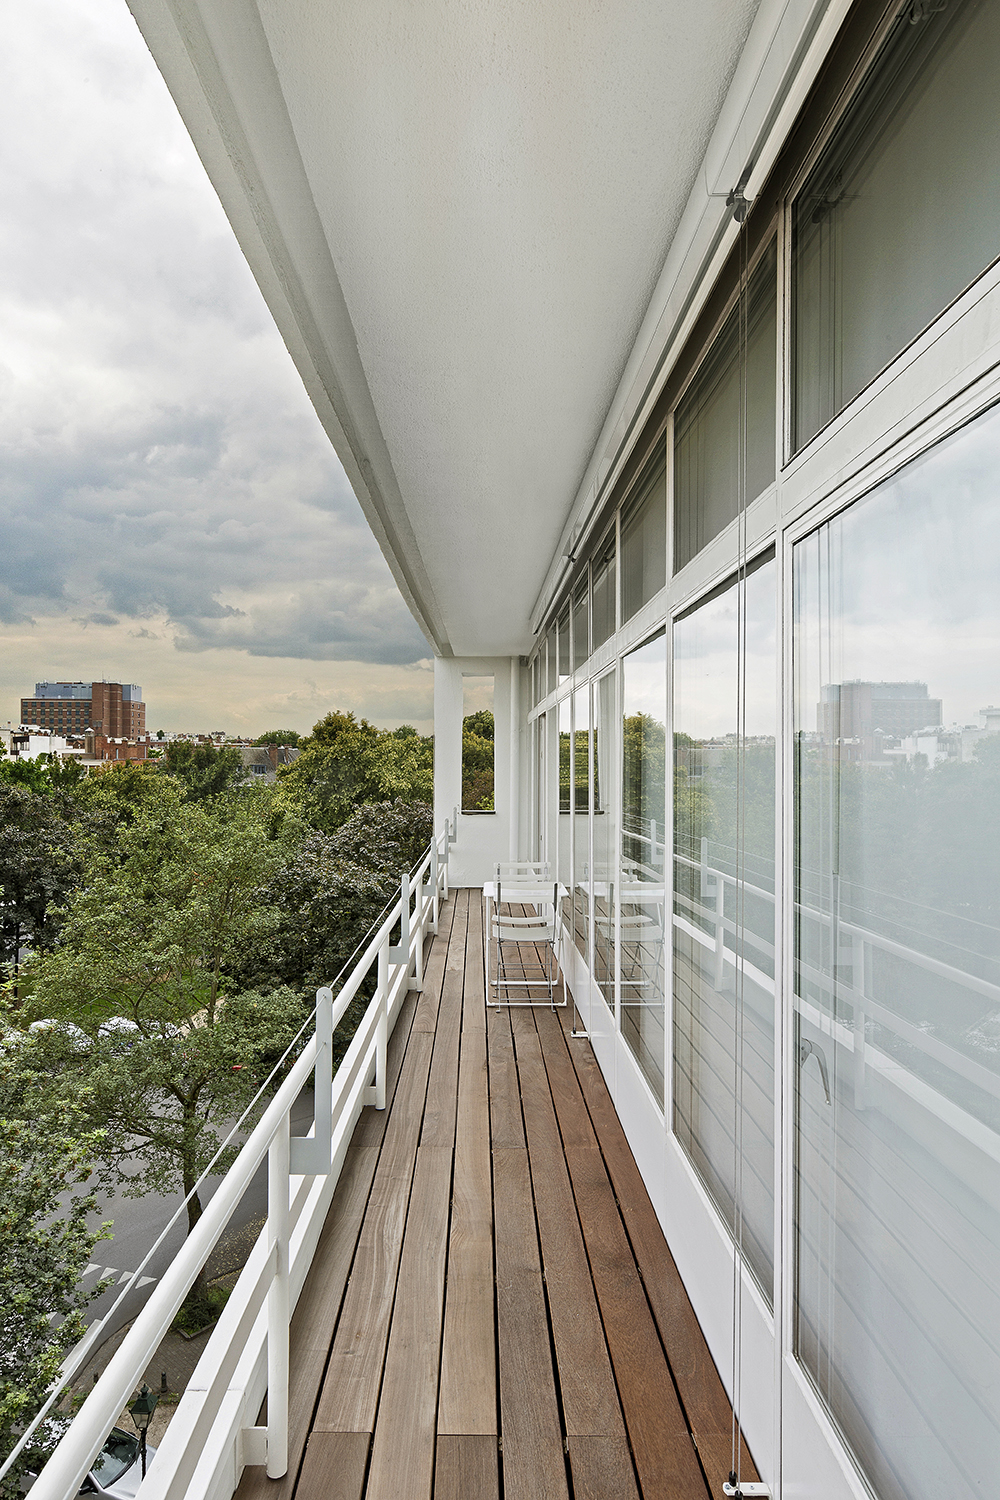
[573,685,591,961]
[672,559,776,1300]
[620,630,667,1104]
[572,580,589,673]
[621,443,666,624]
[674,242,776,573]
[594,670,617,1014]
[793,0,1000,450]
[793,404,1000,1500]
[557,605,571,684]
[557,697,572,925]
[591,528,616,652]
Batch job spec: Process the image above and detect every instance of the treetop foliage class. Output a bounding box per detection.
[278,710,433,832]
[254,729,300,746]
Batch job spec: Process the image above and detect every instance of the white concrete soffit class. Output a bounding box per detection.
[125,0,847,659]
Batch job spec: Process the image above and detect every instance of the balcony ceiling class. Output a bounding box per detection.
[129,0,764,656]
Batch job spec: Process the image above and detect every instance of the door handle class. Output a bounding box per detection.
[800,1037,832,1104]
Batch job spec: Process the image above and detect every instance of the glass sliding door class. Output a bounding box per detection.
[593,669,617,1016]
[557,696,572,936]
[620,630,667,1105]
[793,404,1000,1500]
[572,685,591,961]
[672,558,776,1298]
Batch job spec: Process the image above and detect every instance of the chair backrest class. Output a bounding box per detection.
[495,878,558,911]
[495,860,550,880]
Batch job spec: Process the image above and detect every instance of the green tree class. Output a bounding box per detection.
[254,729,300,747]
[0,752,83,794]
[462,711,494,811]
[234,800,434,998]
[0,784,86,982]
[159,740,245,801]
[279,711,432,831]
[0,1106,109,1499]
[11,797,304,1244]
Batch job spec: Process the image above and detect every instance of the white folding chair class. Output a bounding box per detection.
[488,872,561,1007]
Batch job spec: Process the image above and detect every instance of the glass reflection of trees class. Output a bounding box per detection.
[620,631,667,1104]
[672,559,776,1300]
[793,403,1000,1500]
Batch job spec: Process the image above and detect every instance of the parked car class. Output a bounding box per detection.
[27,1427,156,1498]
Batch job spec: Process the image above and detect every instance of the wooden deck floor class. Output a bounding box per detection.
[236,889,758,1500]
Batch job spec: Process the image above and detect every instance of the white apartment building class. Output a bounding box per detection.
[32,3,1000,1498]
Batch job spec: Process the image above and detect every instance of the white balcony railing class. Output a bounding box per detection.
[23,817,456,1500]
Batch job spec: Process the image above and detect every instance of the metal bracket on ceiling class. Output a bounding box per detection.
[723,1482,771,1498]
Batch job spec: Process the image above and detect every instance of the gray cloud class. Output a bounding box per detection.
[0,0,429,691]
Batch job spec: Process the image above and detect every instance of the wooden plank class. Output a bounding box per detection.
[312,1172,412,1434]
[486,1007,523,1149]
[462,891,487,1030]
[563,1034,759,1490]
[493,1145,569,1500]
[514,1027,625,1440]
[295,1431,370,1500]
[314,1030,435,1432]
[566,1436,640,1500]
[421,897,466,1147]
[533,1007,600,1148]
[565,1144,710,1500]
[434,1435,499,1500]
[352,983,421,1148]
[375,1028,435,1182]
[438,1026,496,1435]
[292,1146,381,1353]
[413,888,462,1033]
[367,1145,453,1500]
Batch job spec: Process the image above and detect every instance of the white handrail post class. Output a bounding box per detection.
[700,836,710,900]
[266,1113,290,1479]
[430,839,439,933]
[289,987,333,1175]
[414,870,425,990]
[376,936,389,1111]
[388,871,410,976]
[714,874,728,991]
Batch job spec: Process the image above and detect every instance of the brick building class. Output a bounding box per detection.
[20,681,146,737]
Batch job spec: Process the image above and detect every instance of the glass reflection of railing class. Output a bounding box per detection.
[621,814,666,880]
[672,846,1000,1157]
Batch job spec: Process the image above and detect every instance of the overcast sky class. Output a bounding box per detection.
[0,0,433,737]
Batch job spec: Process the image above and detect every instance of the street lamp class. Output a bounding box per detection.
[128,1383,159,1479]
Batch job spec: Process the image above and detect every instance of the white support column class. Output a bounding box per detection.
[509,656,521,862]
[266,1114,289,1479]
